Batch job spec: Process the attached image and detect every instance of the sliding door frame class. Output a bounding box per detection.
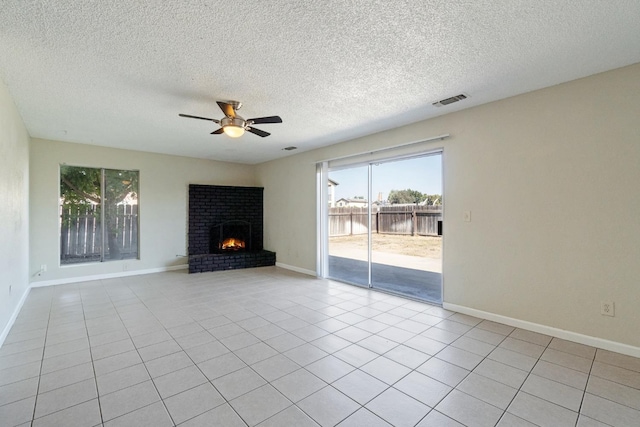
[318,147,445,300]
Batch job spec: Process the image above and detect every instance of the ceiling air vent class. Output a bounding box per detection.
[432,93,468,107]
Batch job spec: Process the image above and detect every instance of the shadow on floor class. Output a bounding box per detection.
[329,255,442,303]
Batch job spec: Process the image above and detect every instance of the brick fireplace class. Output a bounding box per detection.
[188,184,276,273]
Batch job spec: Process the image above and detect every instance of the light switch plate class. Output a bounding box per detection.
[463,211,471,222]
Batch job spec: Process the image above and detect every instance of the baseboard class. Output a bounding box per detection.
[275,262,317,277]
[443,302,640,359]
[0,286,32,348]
[30,264,188,288]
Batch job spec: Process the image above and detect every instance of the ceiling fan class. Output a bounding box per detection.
[179,101,282,138]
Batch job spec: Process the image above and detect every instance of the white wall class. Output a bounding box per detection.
[30,139,257,284]
[0,78,30,340]
[256,63,640,350]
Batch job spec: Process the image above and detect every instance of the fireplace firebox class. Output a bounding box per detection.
[211,220,252,253]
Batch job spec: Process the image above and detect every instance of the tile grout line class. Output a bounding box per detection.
[79,282,109,424]
[575,352,598,427]
[82,284,106,426]
[30,286,54,423]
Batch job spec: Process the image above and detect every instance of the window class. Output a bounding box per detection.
[60,165,139,264]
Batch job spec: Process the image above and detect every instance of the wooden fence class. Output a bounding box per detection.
[60,204,138,263]
[329,205,442,237]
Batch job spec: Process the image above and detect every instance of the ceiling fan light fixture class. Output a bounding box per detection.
[180,101,281,139]
[223,125,245,138]
[221,116,246,138]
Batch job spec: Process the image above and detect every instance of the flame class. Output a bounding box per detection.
[221,237,245,250]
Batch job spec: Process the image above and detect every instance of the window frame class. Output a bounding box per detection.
[59,164,140,266]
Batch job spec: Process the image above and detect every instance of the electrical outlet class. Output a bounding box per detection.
[123,263,129,271]
[36,264,46,276]
[601,301,615,317]
[463,211,471,222]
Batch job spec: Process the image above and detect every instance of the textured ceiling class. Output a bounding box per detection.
[1,1,639,164]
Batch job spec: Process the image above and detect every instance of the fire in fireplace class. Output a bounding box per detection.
[221,237,245,251]
[211,220,252,253]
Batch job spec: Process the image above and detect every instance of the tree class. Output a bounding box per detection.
[387,189,442,205]
[423,194,442,206]
[60,166,138,260]
[387,188,425,204]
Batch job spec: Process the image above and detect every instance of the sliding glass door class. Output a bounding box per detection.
[327,165,370,287]
[370,156,442,302]
[324,153,443,303]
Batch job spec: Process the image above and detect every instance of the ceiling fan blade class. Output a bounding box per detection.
[247,116,283,124]
[179,113,219,123]
[247,127,270,137]
[210,128,224,135]
[217,101,236,118]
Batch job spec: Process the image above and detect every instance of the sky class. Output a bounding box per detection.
[329,154,442,201]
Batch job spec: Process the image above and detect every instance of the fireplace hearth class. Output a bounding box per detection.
[188,185,275,273]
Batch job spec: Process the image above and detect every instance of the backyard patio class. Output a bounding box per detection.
[329,234,442,303]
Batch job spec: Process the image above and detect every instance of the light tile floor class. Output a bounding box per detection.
[1,267,639,426]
